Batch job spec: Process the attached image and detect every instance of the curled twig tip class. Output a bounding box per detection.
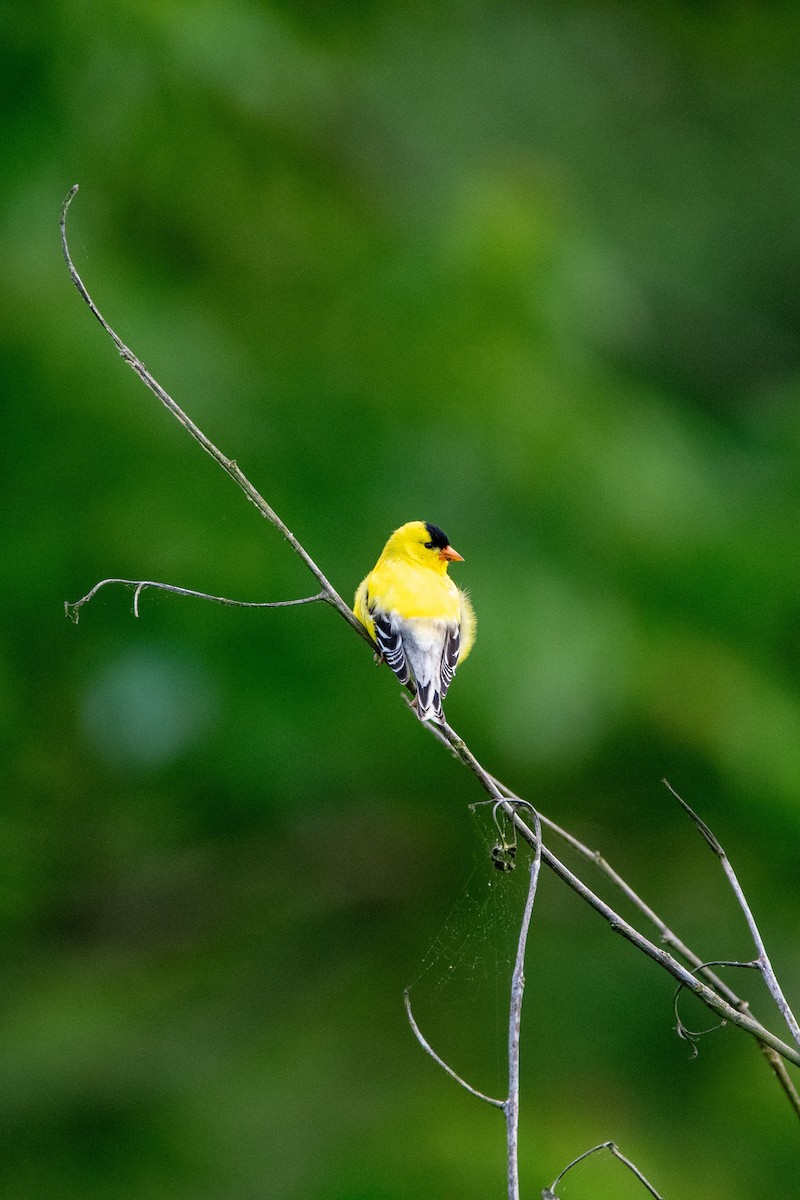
[673,959,761,1056]
[665,783,800,1051]
[60,185,79,235]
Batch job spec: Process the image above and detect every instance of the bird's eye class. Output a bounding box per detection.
[424,540,433,549]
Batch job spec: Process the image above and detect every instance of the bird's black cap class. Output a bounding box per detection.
[424,522,450,549]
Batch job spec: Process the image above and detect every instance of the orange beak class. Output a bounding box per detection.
[439,545,464,563]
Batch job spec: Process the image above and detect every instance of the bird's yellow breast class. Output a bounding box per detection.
[364,559,461,622]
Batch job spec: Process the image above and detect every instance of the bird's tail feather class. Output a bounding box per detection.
[415,679,443,723]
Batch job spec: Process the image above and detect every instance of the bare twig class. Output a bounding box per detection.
[505,804,542,1200]
[665,780,800,1049]
[432,737,761,1026]
[66,577,326,622]
[62,188,800,1078]
[404,804,542,1200]
[494,779,743,1006]
[479,769,800,1110]
[759,1045,800,1121]
[60,185,371,649]
[499,806,800,1066]
[402,990,503,1108]
[427,726,800,1066]
[543,1140,663,1199]
[672,959,757,1057]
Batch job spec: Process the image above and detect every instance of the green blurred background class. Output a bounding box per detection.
[3,2,800,1196]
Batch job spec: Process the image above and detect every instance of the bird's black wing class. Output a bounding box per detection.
[439,623,460,700]
[372,611,411,686]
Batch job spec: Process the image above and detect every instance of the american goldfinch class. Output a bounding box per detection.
[354,521,476,722]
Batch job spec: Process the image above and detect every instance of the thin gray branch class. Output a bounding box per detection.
[65,577,326,622]
[60,185,372,650]
[543,1140,663,1199]
[759,1044,800,1121]
[432,723,800,1065]
[506,788,742,1006]
[501,805,800,1067]
[426,724,755,1013]
[665,779,800,1049]
[479,770,800,1110]
[405,808,542,1200]
[402,990,504,1108]
[505,805,542,1200]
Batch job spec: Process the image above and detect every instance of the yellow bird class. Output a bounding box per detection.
[354,521,476,722]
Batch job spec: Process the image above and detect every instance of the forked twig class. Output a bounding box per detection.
[66,578,327,622]
[405,807,543,1200]
[485,770,800,1113]
[59,185,372,649]
[492,776,742,1002]
[435,724,800,1067]
[419,721,759,1016]
[543,1140,663,1199]
[665,780,800,1049]
[449,746,800,1104]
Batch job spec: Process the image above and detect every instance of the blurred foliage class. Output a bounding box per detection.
[3,1,800,1196]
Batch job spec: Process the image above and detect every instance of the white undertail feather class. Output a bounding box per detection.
[397,615,457,722]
